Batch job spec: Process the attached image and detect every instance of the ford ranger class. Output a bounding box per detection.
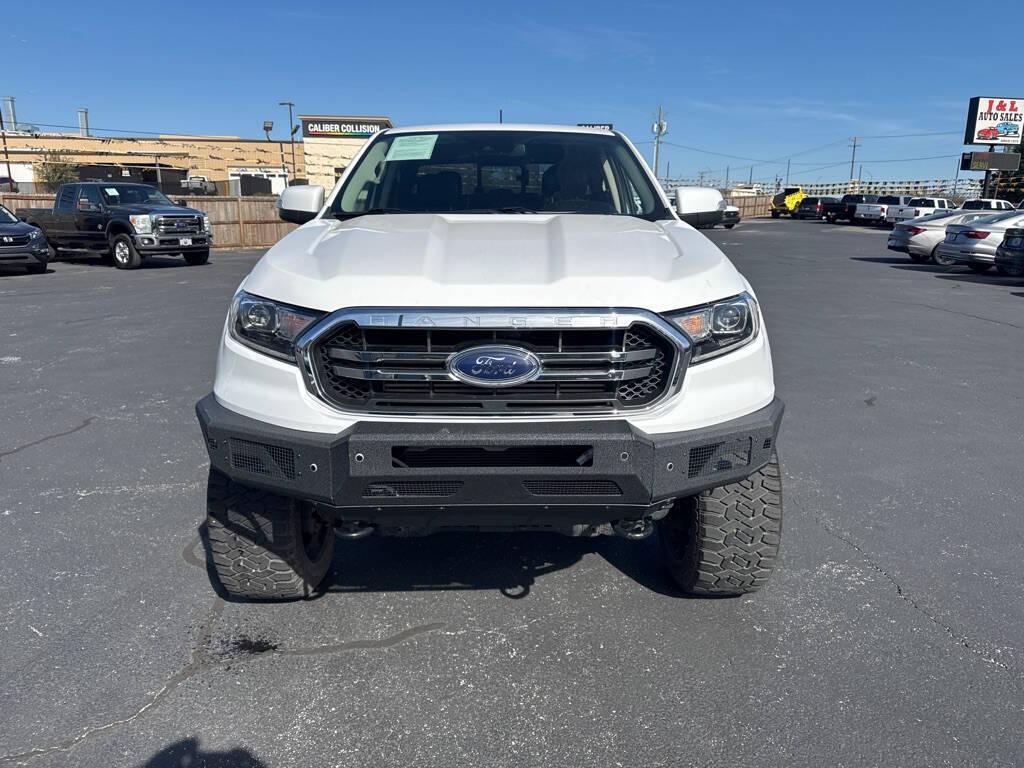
[196,124,784,601]
[18,182,211,269]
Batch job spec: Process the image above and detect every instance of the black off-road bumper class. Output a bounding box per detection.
[196,395,783,529]
[133,234,210,254]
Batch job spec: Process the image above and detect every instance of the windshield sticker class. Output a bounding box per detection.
[104,187,120,196]
[385,134,438,162]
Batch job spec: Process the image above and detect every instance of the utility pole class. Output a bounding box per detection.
[725,165,730,188]
[698,169,705,187]
[279,102,297,183]
[651,105,667,178]
[785,158,791,185]
[0,110,12,192]
[666,161,670,178]
[498,109,503,124]
[748,165,753,184]
[849,136,859,188]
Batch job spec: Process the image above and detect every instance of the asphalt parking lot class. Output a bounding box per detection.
[1,220,1022,768]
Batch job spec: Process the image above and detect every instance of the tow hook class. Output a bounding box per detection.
[334,520,375,539]
[612,518,654,540]
[612,500,675,540]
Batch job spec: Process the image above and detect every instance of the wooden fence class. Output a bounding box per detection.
[0,193,297,250]
[725,194,773,218]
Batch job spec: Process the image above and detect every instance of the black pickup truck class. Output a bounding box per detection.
[17,182,211,269]
[822,193,880,224]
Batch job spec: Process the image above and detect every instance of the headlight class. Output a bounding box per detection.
[28,228,41,239]
[129,214,152,234]
[228,291,323,361]
[664,292,759,362]
[203,215,212,234]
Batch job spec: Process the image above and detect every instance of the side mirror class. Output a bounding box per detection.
[674,187,725,229]
[277,185,325,224]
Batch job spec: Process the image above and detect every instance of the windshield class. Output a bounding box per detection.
[98,185,173,206]
[0,204,17,224]
[329,130,667,220]
[913,210,960,223]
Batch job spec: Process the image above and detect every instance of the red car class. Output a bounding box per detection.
[977,127,1000,141]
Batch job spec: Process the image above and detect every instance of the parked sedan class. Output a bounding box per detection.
[887,210,990,263]
[933,210,1024,269]
[0,203,49,273]
[995,227,1024,276]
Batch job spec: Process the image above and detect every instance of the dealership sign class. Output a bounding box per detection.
[964,97,1024,146]
[300,116,393,139]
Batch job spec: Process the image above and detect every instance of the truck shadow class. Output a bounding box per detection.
[59,255,195,269]
[319,531,681,599]
[134,737,267,767]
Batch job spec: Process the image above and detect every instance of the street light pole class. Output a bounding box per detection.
[0,110,14,192]
[279,101,297,182]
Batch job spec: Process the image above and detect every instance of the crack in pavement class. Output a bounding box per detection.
[0,418,96,462]
[0,536,444,765]
[892,300,1024,330]
[0,610,442,763]
[795,497,1020,678]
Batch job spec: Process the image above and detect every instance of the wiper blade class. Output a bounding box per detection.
[334,207,408,219]
[457,207,539,214]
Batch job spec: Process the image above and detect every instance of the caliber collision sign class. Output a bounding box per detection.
[300,116,392,139]
[964,97,1024,146]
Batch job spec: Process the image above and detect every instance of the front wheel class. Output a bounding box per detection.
[184,249,210,266]
[204,470,335,600]
[659,453,783,596]
[110,233,142,269]
[770,210,781,219]
[996,263,1024,277]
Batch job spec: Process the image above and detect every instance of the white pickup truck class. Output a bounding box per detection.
[195,124,784,601]
[886,196,955,225]
[855,195,912,226]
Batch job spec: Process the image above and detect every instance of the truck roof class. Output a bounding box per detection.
[385,123,616,136]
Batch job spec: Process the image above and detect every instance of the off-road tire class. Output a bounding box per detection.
[184,249,210,266]
[110,233,142,269]
[205,470,335,600]
[659,452,783,596]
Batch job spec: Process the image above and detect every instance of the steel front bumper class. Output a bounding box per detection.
[196,394,783,524]
[133,234,210,253]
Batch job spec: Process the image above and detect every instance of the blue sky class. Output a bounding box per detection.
[6,0,998,185]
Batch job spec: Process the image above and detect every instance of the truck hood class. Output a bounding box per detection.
[243,214,748,312]
[110,203,205,216]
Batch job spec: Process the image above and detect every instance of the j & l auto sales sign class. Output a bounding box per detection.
[965,97,1024,146]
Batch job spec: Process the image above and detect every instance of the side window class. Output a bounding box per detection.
[56,185,77,211]
[78,186,102,210]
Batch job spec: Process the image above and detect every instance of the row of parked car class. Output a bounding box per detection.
[886,207,1024,275]
[772,187,1018,228]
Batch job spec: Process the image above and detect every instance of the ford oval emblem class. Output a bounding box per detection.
[446,345,542,388]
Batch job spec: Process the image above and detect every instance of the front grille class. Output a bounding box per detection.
[155,215,203,235]
[310,322,677,414]
[523,480,622,497]
[0,234,31,248]
[229,438,296,480]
